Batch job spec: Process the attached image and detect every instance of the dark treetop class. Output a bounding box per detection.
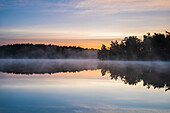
[98,31,170,60]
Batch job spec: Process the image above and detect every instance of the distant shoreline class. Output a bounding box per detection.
[0,44,97,59]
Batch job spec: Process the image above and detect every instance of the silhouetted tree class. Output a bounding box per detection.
[124,36,141,60]
[98,31,170,60]
[98,44,109,60]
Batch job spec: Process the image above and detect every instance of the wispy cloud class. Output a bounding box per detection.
[0,0,72,9]
[1,0,169,15]
[40,9,69,13]
[0,0,169,41]
[74,0,170,15]
[43,2,72,7]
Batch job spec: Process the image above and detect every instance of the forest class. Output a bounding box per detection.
[98,31,170,60]
[0,44,97,59]
[1,31,170,60]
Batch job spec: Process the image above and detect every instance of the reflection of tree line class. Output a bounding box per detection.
[98,62,170,91]
[0,60,97,74]
[0,60,170,91]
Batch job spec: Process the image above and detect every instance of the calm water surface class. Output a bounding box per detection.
[0,59,170,113]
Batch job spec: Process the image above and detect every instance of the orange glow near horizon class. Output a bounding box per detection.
[0,39,116,49]
[0,0,170,47]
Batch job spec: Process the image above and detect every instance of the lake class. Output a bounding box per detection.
[0,59,170,113]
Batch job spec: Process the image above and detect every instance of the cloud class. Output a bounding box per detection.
[1,0,169,15]
[1,0,170,14]
[75,0,170,9]
[0,0,72,9]
[0,27,107,38]
[43,2,71,7]
[74,0,170,15]
[40,9,69,13]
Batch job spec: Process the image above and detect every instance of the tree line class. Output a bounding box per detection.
[98,31,170,60]
[0,44,97,59]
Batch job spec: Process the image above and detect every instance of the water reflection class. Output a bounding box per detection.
[0,59,170,91]
[0,59,98,74]
[0,59,170,113]
[98,61,170,91]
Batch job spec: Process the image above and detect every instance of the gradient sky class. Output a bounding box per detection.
[0,0,170,48]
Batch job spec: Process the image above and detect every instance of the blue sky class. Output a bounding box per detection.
[0,0,170,48]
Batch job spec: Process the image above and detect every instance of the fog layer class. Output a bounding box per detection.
[0,59,170,91]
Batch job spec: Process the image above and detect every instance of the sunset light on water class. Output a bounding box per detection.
[0,0,170,113]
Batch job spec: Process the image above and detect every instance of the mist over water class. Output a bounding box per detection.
[0,59,170,113]
[0,59,98,74]
[0,59,170,90]
[1,59,170,74]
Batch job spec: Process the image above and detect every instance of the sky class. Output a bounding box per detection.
[0,0,170,49]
